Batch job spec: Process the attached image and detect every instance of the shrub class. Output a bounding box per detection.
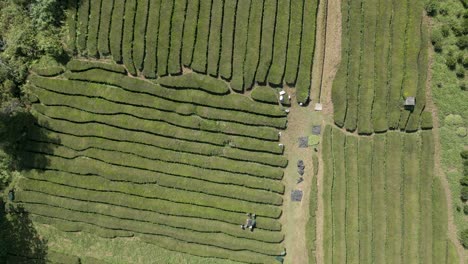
[462,229,468,249]
[444,114,464,126]
[457,127,467,137]
[425,1,438,16]
[86,0,101,57]
[109,0,125,63]
[122,0,137,75]
[268,0,290,86]
[255,0,276,84]
[461,186,468,201]
[461,150,468,159]
[230,0,250,93]
[464,205,468,215]
[97,0,113,56]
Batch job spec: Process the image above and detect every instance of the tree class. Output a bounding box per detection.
[462,186,468,201]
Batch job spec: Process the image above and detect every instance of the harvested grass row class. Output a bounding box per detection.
[122,0,137,75]
[321,125,333,264]
[132,0,149,71]
[168,0,187,75]
[343,0,363,132]
[191,0,212,74]
[109,0,125,63]
[156,0,174,77]
[158,73,230,95]
[19,177,282,231]
[32,113,287,171]
[30,75,287,128]
[387,0,408,128]
[86,0,102,57]
[344,135,359,264]
[284,0,304,85]
[243,0,263,90]
[219,0,237,80]
[31,103,284,155]
[331,0,350,127]
[357,0,377,134]
[331,127,347,263]
[295,0,319,104]
[431,178,448,263]
[371,0,392,132]
[19,202,283,256]
[142,0,161,78]
[66,59,126,74]
[231,0,251,93]
[27,131,284,183]
[97,0,114,56]
[76,0,90,53]
[357,136,373,264]
[207,0,224,77]
[385,131,403,263]
[17,189,284,244]
[251,86,278,105]
[371,134,387,263]
[61,70,287,117]
[255,0,276,84]
[401,133,421,264]
[306,154,318,264]
[267,0,289,87]
[419,131,434,263]
[181,0,200,67]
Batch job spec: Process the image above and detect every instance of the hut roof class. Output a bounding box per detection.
[405,97,415,106]
[291,190,303,201]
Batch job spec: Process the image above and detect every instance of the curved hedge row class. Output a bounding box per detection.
[67,60,127,74]
[31,66,64,77]
[219,0,236,80]
[181,0,199,67]
[251,86,279,105]
[268,0,289,87]
[97,0,113,56]
[142,0,161,78]
[86,0,102,57]
[109,0,125,63]
[168,0,187,75]
[191,0,212,74]
[207,0,224,77]
[132,0,149,71]
[231,0,250,93]
[158,73,231,95]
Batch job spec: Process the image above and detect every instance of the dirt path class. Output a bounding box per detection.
[424,37,466,263]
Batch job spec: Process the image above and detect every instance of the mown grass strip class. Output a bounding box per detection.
[142,0,161,78]
[385,131,402,264]
[345,135,359,264]
[255,0,276,84]
[86,0,102,57]
[191,0,212,74]
[156,0,174,77]
[31,77,287,128]
[431,177,448,263]
[109,0,125,63]
[132,0,149,71]
[32,112,287,171]
[243,0,263,90]
[331,0,350,127]
[219,0,237,80]
[321,125,333,264]
[331,127,347,263]
[358,136,373,264]
[267,0,289,87]
[158,73,230,95]
[181,0,200,67]
[168,0,187,75]
[31,85,278,142]
[97,0,113,56]
[231,0,251,93]
[306,154,318,264]
[284,0,304,85]
[58,71,287,118]
[19,177,281,231]
[66,0,78,53]
[357,0,377,134]
[295,0,319,104]
[17,189,283,244]
[371,0,392,132]
[76,0,90,53]
[207,0,224,77]
[419,130,433,264]
[387,0,408,128]
[31,103,283,155]
[401,133,421,264]
[372,134,386,263]
[344,0,363,132]
[122,0,137,75]
[19,201,283,256]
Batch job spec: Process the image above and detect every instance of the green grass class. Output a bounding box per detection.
[97,0,113,56]
[168,0,187,75]
[432,177,448,263]
[132,0,149,71]
[231,0,250,93]
[142,0,161,78]
[255,0,276,84]
[156,0,173,77]
[371,134,386,263]
[284,0,304,85]
[109,0,125,63]
[345,135,359,264]
[207,0,224,77]
[267,0,289,87]
[122,0,137,75]
[219,0,237,80]
[419,131,434,264]
[191,0,212,74]
[182,0,200,67]
[321,125,333,264]
[86,0,102,58]
[243,0,263,90]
